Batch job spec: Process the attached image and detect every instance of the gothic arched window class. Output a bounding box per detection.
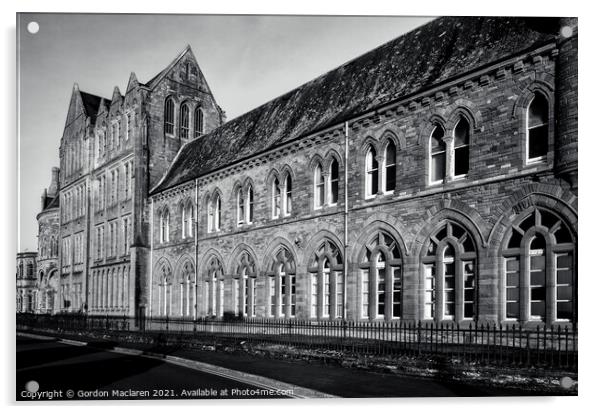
[205,257,224,317]
[430,125,446,184]
[247,185,254,223]
[329,159,339,204]
[365,146,378,198]
[194,106,204,138]
[359,231,402,320]
[308,240,344,319]
[314,164,325,208]
[422,222,477,322]
[502,208,575,323]
[179,103,190,139]
[453,117,470,177]
[158,264,172,316]
[527,92,549,162]
[384,141,396,193]
[180,261,195,317]
[233,251,257,317]
[164,97,175,135]
[207,194,221,233]
[283,173,292,216]
[271,177,281,219]
[266,247,296,318]
[159,208,170,243]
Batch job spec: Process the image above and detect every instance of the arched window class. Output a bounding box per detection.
[329,159,339,204]
[266,247,296,318]
[314,164,324,208]
[205,257,224,317]
[233,251,257,317]
[236,187,244,226]
[502,208,575,323]
[246,185,254,223]
[283,173,292,216]
[194,106,204,138]
[164,97,175,135]
[272,177,281,219]
[207,194,221,232]
[179,103,190,139]
[159,208,170,243]
[430,125,446,184]
[181,202,194,238]
[365,146,378,198]
[18,262,23,279]
[422,222,477,322]
[158,264,172,316]
[384,141,396,192]
[453,117,470,177]
[180,261,195,317]
[308,240,344,319]
[527,92,549,162]
[359,231,402,320]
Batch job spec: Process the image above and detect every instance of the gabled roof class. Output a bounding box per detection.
[144,44,191,89]
[151,17,560,195]
[79,91,105,121]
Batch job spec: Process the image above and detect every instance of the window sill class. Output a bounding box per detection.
[526,157,547,165]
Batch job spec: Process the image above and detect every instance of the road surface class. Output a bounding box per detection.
[17,336,291,400]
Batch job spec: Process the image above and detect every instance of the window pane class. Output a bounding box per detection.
[377,267,385,317]
[507,287,519,301]
[557,302,572,320]
[554,225,572,244]
[528,94,549,126]
[370,170,378,195]
[528,126,548,159]
[531,301,545,318]
[506,302,519,319]
[431,153,445,182]
[393,267,401,318]
[385,165,396,192]
[454,146,469,176]
[454,118,469,147]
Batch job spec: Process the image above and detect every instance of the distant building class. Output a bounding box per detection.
[16,252,38,312]
[24,16,578,327]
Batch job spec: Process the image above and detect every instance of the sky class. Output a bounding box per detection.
[17,13,434,252]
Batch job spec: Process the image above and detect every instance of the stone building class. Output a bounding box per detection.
[16,252,38,313]
[36,168,60,313]
[29,16,578,327]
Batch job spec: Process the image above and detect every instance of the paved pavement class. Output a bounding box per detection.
[16,333,547,400]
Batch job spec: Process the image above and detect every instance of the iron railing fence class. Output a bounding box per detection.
[16,313,577,370]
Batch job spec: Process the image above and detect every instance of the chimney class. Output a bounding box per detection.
[48,167,59,198]
[41,189,47,210]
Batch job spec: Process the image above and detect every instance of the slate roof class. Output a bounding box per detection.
[80,91,106,122]
[147,16,560,194]
[41,194,59,211]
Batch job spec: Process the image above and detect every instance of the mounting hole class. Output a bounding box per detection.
[27,21,39,34]
[560,26,573,39]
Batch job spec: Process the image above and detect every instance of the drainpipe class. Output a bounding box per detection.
[344,121,349,320]
[149,197,154,317]
[194,179,199,320]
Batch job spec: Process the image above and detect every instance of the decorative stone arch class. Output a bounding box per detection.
[175,254,196,282]
[242,176,255,193]
[488,185,578,250]
[228,243,260,278]
[350,215,409,261]
[446,104,481,134]
[323,148,343,171]
[199,248,226,276]
[302,230,345,268]
[378,129,404,154]
[265,167,281,188]
[153,257,174,284]
[261,236,299,273]
[279,164,295,184]
[412,204,488,257]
